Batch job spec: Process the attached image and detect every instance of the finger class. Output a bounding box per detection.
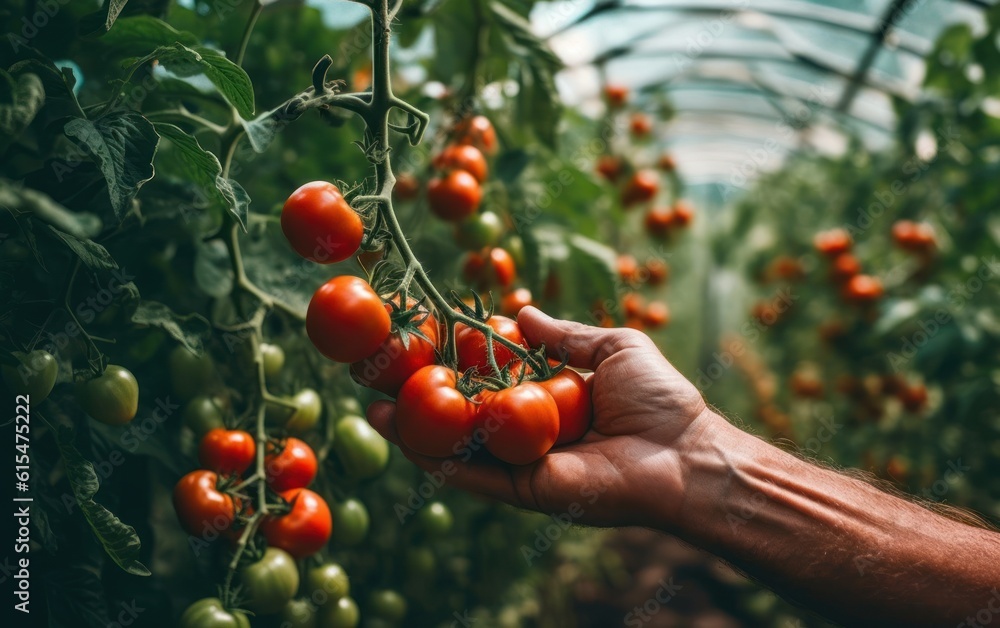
[366,401,522,506]
[517,306,648,369]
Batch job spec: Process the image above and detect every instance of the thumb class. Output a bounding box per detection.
[516,306,650,370]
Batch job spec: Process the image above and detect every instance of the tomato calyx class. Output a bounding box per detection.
[384,294,437,351]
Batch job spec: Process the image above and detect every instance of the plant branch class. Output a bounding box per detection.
[235,1,264,68]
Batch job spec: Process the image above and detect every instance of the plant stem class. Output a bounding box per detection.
[351,0,533,374]
[236,1,264,68]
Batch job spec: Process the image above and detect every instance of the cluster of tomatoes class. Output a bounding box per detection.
[813,228,884,302]
[169,338,394,626]
[282,168,593,469]
[592,84,692,332]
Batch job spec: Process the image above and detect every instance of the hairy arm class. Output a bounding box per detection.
[668,414,1000,626]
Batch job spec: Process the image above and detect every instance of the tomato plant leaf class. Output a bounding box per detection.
[8,58,85,126]
[153,122,248,227]
[55,426,150,577]
[194,239,235,298]
[48,227,118,271]
[80,0,131,36]
[64,111,159,221]
[0,71,44,152]
[101,16,199,53]
[216,177,250,231]
[154,43,255,119]
[130,300,211,353]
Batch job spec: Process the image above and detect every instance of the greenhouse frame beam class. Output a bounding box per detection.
[837,0,920,112]
[659,79,894,133]
[548,0,932,57]
[598,47,916,100]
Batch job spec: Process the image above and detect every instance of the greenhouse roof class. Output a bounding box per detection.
[531,0,990,184]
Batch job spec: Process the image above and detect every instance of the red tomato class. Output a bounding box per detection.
[630,113,653,137]
[595,155,622,182]
[622,292,644,318]
[453,115,498,155]
[427,170,482,221]
[892,220,935,251]
[644,206,674,237]
[350,302,439,397]
[829,253,861,282]
[500,288,533,317]
[643,302,670,328]
[394,172,420,201]
[604,84,628,107]
[395,365,479,457]
[433,145,488,183]
[455,316,526,373]
[621,170,659,207]
[463,248,516,290]
[173,470,239,536]
[198,429,255,475]
[645,258,669,285]
[306,276,391,363]
[281,182,363,264]
[657,153,676,171]
[261,488,332,559]
[265,438,318,492]
[899,383,928,412]
[842,274,883,302]
[479,383,559,465]
[672,200,694,226]
[536,369,592,446]
[618,254,640,283]
[814,228,852,257]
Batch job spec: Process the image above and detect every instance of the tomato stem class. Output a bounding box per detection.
[323,0,534,381]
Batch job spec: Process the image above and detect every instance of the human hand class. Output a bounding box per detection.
[366,306,719,529]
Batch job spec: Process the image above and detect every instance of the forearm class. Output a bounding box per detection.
[666,413,1000,626]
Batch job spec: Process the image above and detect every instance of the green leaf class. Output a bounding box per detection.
[101,16,199,53]
[8,59,85,125]
[64,111,159,220]
[81,0,131,36]
[48,227,118,270]
[194,239,234,298]
[153,122,249,227]
[154,44,255,118]
[215,177,250,230]
[55,427,150,577]
[0,71,44,152]
[130,300,210,353]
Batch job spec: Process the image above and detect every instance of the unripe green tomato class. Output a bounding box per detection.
[261,343,286,379]
[503,234,526,268]
[368,589,407,622]
[240,547,300,614]
[179,598,250,628]
[455,211,504,250]
[76,365,139,425]
[286,388,323,434]
[335,397,363,418]
[417,502,453,537]
[2,350,57,402]
[404,547,436,580]
[332,499,369,547]
[169,346,215,400]
[282,598,318,628]
[182,395,226,437]
[319,596,359,628]
[306,563,350,602]
[333,417,389,479]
